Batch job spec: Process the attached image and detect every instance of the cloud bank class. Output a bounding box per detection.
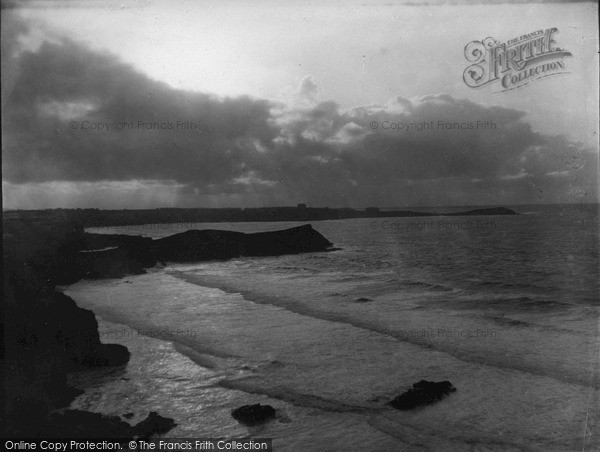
[2,31,597,208]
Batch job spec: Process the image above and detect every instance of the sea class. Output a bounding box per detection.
[63,204,599,451]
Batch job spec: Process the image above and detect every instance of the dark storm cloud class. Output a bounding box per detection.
[3,37,277,186]
[2,32,597,207]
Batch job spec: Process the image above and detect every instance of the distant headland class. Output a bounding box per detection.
[3,206,518,228]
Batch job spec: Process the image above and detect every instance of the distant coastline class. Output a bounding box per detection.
[3,206,518,228]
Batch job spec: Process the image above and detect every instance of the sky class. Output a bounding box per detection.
[2,0,598,209]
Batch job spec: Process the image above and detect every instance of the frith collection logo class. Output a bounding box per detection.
[463,28,572,92]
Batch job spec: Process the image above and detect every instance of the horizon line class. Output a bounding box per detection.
[3,201,598,212]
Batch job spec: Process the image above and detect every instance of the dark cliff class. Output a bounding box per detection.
[151,224,335,262]
[2,219,130,435]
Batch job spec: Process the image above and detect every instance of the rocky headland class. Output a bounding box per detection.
[2,215,335,436]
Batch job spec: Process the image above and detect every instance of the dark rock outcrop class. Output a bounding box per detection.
[76,247,149,279]
[388,380,456,410]
[83,233,157,266]
[3,278,132,435]
[74,233,157,279]
[95,343,131,366]
[133,411,177,438]
[52,292,130,368]
[74,224,334,274]
[231,404,276,425]
[355,297,373,302]
[152,224,334,262]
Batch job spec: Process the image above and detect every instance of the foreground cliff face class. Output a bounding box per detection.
[3,219,132,436]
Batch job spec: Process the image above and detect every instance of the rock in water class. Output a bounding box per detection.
[388,380,456,410]
[133,411,177,438]
[96,343,131,366]
[231,404,276,425]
